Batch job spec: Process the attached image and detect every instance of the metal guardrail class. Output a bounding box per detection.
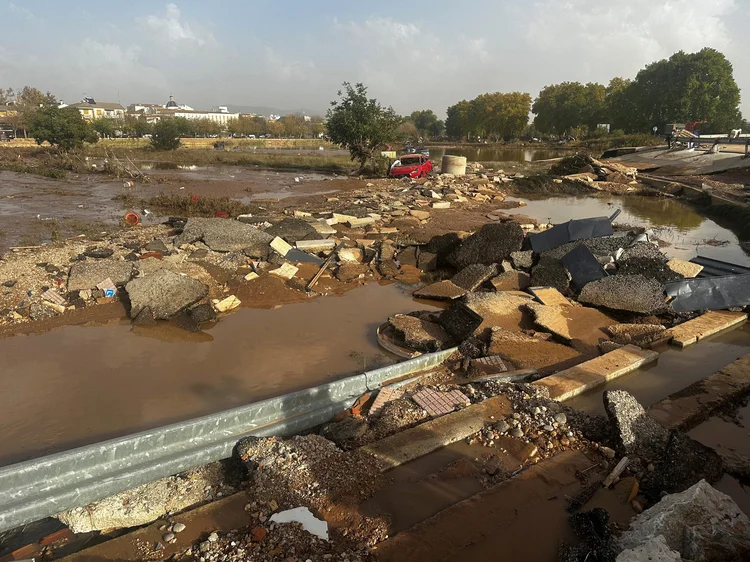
[0,347,456,533]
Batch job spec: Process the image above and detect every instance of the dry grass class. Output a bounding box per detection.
[141,193,260,217]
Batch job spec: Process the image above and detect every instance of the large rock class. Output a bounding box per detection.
[447,223,524,269]
[579,275,666,314]
[389,314,452,352]
[264,218,318,243]
[126,269,208,320]
[438,301,484,341]
[424,232,462,265]
[616,536,682,562]
[175,218,273,254]
[619,480,750,562]
[530,256,570,294]
[604,390,670,460]
[68,261,134,291]
[451,263,498,291]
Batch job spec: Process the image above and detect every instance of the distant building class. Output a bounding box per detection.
[0,104,17,120]
[68,98,125,121]
[126,95,240,126]
[128,103,162,114]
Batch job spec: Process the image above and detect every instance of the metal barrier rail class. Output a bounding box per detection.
[0,348,456,533]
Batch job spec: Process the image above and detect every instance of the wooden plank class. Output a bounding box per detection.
[533,344,659,401]
[648,353,750,431]
[667,311,747,348]
[528,286,570,306]
[362,396,511,471]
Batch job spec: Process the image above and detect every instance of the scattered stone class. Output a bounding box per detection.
[3,280,17,288]
[172,522,186,533]
[338,248,363,263]
[616,535,682,562]
[397,246,418,267]
[132,306,156,326]
[510,427,524,438]
[667,258,703,279]
[29,302,56,321]
[377,260,399,278]
[145,239,169,254]
[269,263,299,280]
[600,446,616,459]
[162,532,175,543]
[126,269,208,320]
[413,280,467,300]
[619,480,750,562]
[388,314,452,352]
[67,261,134,291]
[490,270,531,291]
[84,247,114,259]
[409,210,431,220]
[510,250,534,269]
[495,420,510,434]
[320,417,368,443]
[451,263,498,291]
[175,218,274,254]
[335,262,369,282]
[416,251,437,271]
[438,301,484,341]
[603,390,670,460]
[554,413,567,425]
[212,295,242,313]
[250,526,267,543]
[208,531,219,542]
[189,248,209,260]
[447,223,524,269]
[579,275,666,314]
[265,218,318,243]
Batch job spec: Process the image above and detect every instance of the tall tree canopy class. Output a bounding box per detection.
[409,109,444,139]
[532,82,606,135]
[445,100,472,140]
[325,82,402,167]
[27,106,97,150]
[446,93,531,141]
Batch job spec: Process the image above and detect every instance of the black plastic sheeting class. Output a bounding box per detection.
[529,216,614,252]
[689,256,750,278]
[561,244,608,289]
[664,274,750,312]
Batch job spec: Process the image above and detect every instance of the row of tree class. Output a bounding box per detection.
[445,92,532,141]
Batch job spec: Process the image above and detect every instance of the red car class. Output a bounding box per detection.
[389,154,433,178]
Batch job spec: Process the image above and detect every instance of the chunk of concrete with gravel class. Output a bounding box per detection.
[447,223,524,269]
[126,269,208,320]
[67,261,135,291]
[579,274,666,314]
[175,218,274,253]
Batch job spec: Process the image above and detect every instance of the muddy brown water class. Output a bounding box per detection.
[429,146,572,162]
[0,282,436,466]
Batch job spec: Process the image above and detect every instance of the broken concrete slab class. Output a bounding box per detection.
[409,209,431,220]
[529,286,570,306]
[212,295,241,313]
[311,221,337,236]
[447,223,524,269]
[618,257,682,284]
[667,311,747,347]
[534,345,658,401]
[320,417,368,443]
[269,263,298,280]
[175,218,274,254]
[348,216,376,227]
[126,269,208,320]
[388,314,452,352]
[416,251,437,272]
[488,327,582,373]
[335,263,369,282]
[667,258,703,278]
[510,250,534,270]
[578,275,666,314]
[264,218,319,243]
[463,291,531,332]
[524,302,615,352]
[438,301,484,341]
[530,256,570,294]
[413,280,467,301]
[397,246,418,268]
[270,236,293,257]
[424,232,463,263]
[338,247,363,263]
[451,263,498,291]
[616,535,682,562]
[619,480,750,562]
[603,390,670,460]
[67,261,134,291]
[490,270,531,291]
[607,323,666,346]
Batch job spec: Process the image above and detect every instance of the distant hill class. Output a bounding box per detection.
[226,105,325,117]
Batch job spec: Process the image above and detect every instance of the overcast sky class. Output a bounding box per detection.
[1,0,748,117]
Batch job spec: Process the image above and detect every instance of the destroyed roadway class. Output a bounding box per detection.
[3,154,750,561]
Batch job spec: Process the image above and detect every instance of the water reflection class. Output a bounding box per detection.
[428,146,571,163]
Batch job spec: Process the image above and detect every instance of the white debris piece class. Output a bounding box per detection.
[270,263,299,280]
[269,507,329,541]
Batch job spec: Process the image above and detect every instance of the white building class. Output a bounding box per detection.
[128,95,239,125]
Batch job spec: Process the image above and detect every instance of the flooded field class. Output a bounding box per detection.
[0,282,435,466]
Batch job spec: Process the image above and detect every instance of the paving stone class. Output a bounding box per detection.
[666,258,703,278]
[468,355,508,377]
[413,280,467,300]
[412,388,470,417]
[369,387,405,417]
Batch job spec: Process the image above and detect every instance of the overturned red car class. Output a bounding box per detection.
[389,154,433,178]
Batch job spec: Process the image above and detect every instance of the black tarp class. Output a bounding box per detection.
[529,216,614,252]
[664,274,750,312]
[561,244,608,289]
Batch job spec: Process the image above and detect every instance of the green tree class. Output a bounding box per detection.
[150,117,192,150]
[468,92,531,141]
[604,77,637,132]
[628,48,741,133]
[280,114,306,137]
[398,120,420,141]
[123,114,152,137]
[410,110,444,139]
[8,86,58,138]
[445,100,472,140]
[91,118,116,138]
[325,82,402,167]
[532,81,606,135]
[27,106,97,150]
[194,118,221,137]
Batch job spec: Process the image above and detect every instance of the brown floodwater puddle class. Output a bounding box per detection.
[0,282,437,466]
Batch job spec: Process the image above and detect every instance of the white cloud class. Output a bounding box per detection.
[142,3,215,52]
[6,2,34,20]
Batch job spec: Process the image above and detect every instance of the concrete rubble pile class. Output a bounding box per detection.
[549,153,640,194]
